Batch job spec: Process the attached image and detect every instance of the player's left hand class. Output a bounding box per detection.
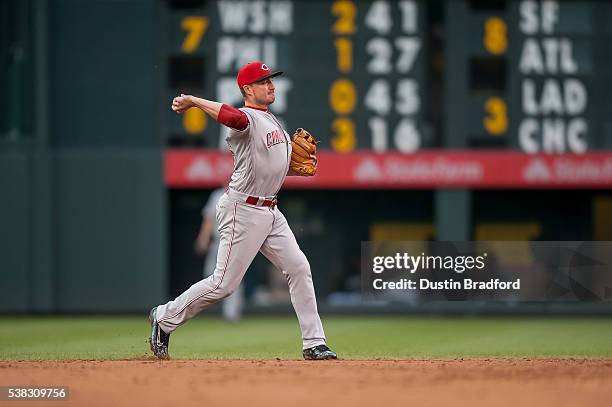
[171,94,194,114]
[290,128,319,177]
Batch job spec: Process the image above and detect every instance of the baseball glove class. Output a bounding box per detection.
[290,128,318,176]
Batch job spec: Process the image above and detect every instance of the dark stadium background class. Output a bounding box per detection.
[1,0,611,314]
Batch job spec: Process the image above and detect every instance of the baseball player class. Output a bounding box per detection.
[194,187,244,322]
[149,61,337,360]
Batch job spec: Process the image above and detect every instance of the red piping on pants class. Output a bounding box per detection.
[159,202,237,323]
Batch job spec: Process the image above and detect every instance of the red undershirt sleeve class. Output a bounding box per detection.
[217,104,249,131]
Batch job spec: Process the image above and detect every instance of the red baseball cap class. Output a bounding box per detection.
[237,61,283,89]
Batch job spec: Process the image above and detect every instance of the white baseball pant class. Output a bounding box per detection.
[155,190,327,349]
[203,239,243,322]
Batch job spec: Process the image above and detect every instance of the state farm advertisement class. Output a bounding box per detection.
[165,150,612,189]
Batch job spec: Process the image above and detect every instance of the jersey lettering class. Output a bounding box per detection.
[266,129,285,148]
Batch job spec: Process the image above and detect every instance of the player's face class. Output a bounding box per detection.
[249,78,276,105]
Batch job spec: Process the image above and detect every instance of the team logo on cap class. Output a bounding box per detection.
[261,63,270,71]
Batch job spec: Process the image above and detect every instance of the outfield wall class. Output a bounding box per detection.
[0,150,166,312]
[1,0,611,313]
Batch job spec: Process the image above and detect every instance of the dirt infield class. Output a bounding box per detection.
[1,359,611,406]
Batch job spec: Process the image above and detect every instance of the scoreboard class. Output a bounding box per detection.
[162,0,428,152]
[449,0,612,152]
[160,1,612,299]
[162,0,612,189]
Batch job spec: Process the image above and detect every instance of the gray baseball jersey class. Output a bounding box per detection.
[155,106,327,350]
[227,107,291,197]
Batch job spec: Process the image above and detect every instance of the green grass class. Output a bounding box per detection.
[0,316,611,360]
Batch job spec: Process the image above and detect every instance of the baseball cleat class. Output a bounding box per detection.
[302,345,337,360]
[148,307,171,360]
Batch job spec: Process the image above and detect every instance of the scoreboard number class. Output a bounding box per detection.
[329,79,357,115]
[364,80,392,116]
[364,0,419,34]
[183,107,207,135]
[364,79,420,116]
[483,17,507,56]
[395,37,421,73]
[331,0,357,35]
[181,16,209,54]
[365,38,421,75]
[396,79,419,115]
[484,97,508,136]
[369,117,420,153]
[365,1,393,35]
[331,118,357,152]
[334,38,353,73]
